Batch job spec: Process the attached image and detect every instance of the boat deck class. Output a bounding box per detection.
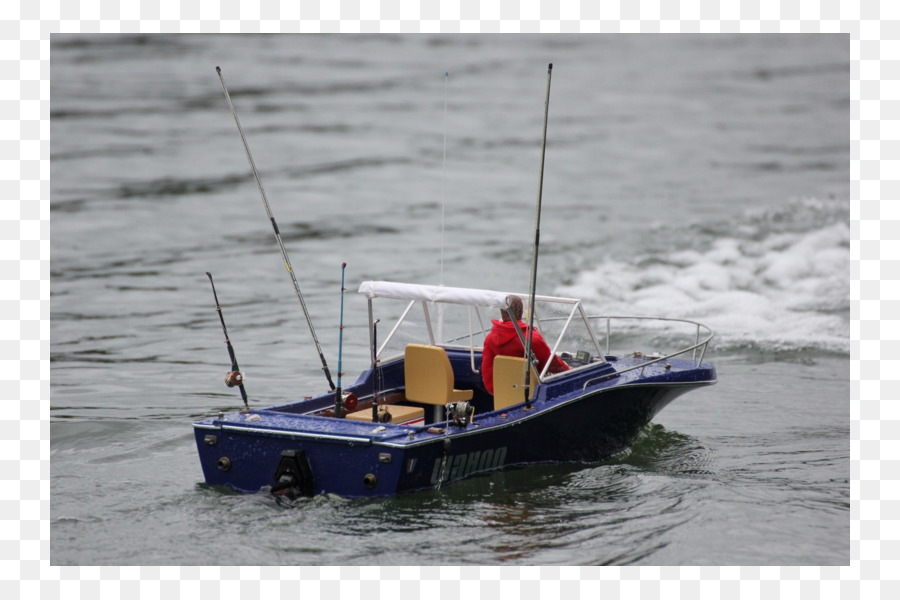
[195,352,715,448]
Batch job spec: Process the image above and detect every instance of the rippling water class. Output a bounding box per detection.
[50,34,849,566]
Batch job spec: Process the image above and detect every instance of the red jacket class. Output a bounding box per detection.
[481,319,570,394]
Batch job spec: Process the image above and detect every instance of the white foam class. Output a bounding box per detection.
[559,216,850,355]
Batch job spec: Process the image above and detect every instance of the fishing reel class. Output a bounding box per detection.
[225,370,244,387]
[376,406,392,423]
[332,392,359,418]
[447,401,474,428]
[341,392,358,413]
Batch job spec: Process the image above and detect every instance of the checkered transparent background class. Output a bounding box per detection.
[10,0,886,597]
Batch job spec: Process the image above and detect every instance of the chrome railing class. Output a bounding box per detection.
[580,315,714,390]
[396,311,714,391]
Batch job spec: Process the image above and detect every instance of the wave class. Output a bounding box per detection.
[558,197,850,355]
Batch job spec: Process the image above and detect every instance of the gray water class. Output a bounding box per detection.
[50,34,849,566]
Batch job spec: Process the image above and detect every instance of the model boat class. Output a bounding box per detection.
[194,280,716,498]
[193,66,717,498]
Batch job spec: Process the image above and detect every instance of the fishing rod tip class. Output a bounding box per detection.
[342,262,347,268]
[216,66,221,73]
[548,63,553,70]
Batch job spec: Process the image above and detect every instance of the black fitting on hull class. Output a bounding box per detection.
[271,449,314,499]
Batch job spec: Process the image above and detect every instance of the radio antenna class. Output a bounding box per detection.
[440,71,449,286]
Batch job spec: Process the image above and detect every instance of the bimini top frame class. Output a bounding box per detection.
[357,281,603,380]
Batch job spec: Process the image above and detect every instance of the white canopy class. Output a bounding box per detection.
[358,281,510,308]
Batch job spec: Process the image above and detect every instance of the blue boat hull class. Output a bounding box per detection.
[194,355,715,498]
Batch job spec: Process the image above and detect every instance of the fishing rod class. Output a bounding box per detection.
[216,66,336,392]
[334,263,347,418]
[206,272,249,413]
[523,63,553,410]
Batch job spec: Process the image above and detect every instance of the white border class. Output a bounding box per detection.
[29,1,874,597]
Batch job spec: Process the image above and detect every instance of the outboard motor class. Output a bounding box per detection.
[271,449,314,499]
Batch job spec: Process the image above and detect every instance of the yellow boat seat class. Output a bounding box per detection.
[404,344,473,421]
[492,355,538,411]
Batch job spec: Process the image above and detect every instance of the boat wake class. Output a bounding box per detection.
[558,197,849,356]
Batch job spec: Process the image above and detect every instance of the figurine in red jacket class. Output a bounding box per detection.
[481,295,570,395]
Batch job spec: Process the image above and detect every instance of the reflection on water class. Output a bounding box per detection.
[243,425,717,565]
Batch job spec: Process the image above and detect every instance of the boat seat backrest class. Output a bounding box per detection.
[492,355,537,411]
[404,344,474,406]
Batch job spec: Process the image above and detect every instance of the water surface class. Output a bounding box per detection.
[50,34,849,566]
